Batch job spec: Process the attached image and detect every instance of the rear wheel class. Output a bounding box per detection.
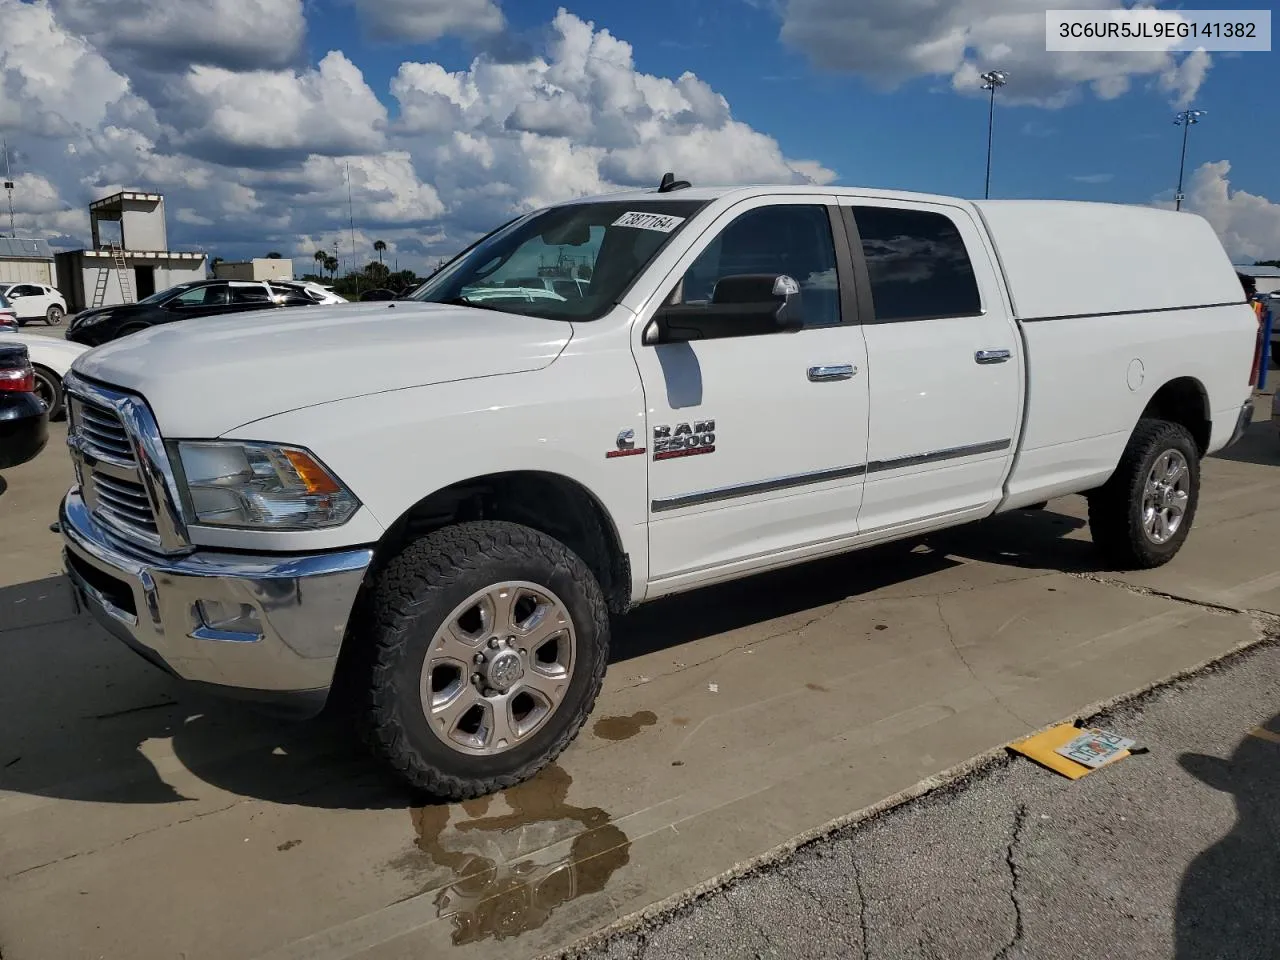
[31,365,64,420]
[1087,418,1200,569]
[45,305,64,326]
[357,521,609,800]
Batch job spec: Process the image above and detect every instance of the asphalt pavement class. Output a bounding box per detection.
[562,638,1280,960]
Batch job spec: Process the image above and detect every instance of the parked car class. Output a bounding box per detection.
[358,287,399,301]
[271,280,345,305]
[0,343,49,469]
[0,293,17,332]
[57,181,1257,801]
[0,281,67,326]
[0,331,89,420]
[65,279,317,346]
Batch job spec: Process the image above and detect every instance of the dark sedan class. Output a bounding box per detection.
[66,279,317,346]
[0,343,49,470]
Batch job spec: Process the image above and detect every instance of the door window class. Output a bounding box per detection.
[229,283,272,305]
[850,207,982,322]
[10,284,40,298]
[171,285,229,308]
[668,204,841,329]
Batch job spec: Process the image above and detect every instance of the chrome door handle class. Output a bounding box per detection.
[975,349,1011,364]
[808,364,856,382]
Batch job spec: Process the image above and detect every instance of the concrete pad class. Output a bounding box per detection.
[1,417,1275,960]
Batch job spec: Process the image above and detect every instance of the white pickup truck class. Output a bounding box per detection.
[59,181,1257,799]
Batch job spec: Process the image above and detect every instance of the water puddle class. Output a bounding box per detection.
[395,765,630,946]
[592,710,658,741]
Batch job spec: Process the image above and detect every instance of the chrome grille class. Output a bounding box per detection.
[68,389,161,548]
[91,473,159,537]
[64,372,190,555]
[74,401,135,462]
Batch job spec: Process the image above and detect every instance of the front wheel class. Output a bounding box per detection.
[357,521,609,800]
[45,305,64,326]
[1087,418,1200,569]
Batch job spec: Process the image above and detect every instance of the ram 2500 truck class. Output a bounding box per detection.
[59,183,1258,799]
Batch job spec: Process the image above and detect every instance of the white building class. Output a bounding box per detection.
[1234,264,1280,296]
[214,258,294,282]
[53,191,206,312]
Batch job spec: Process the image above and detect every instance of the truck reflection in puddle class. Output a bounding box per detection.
[397,765,630,946]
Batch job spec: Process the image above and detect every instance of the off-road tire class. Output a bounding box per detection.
[1087,418,1200,570]
[45,305,64,326]
[357,521,609,800]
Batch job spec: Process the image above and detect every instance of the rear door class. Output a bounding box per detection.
[226,281,279,314]
[633,196,872,585]
[836,198,1023,534]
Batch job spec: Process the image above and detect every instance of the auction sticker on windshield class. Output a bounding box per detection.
[613,211,686,233]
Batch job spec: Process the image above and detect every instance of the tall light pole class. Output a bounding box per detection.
[1173,108,1207,211]
[980,71,1009,199]
[980,71,1008,200]
[2,138,15,237]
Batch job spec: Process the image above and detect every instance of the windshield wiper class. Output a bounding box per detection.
[440,296,505,312]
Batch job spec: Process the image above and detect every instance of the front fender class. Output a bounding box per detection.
[222,324,649,594]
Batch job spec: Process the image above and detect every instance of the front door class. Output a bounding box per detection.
[836,198,1023,535]
[8,283,48,321]
[632,196,871,588]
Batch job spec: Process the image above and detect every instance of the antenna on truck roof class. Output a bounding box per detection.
[657,172,691,193]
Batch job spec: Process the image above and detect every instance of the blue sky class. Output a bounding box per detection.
[302,0,1276,210]
[1,0,1277,268]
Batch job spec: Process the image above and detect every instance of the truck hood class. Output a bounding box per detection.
[70,301,573,437]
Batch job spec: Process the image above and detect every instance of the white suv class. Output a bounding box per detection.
[0,282,68,326]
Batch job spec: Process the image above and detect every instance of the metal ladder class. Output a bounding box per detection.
[90,243,134,308]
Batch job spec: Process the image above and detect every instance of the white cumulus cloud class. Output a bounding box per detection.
[355,0,505,42]
[49,0,307,73]
[776,0,1213,109]
[1176,161,1280,263]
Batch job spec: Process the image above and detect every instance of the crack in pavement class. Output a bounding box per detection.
[778,863,856,951]
[993,804,1029,960]
[6,799,244,880]
[617,573,1059,693]
[934,596,1035,728]
[849,845,872,960]
[1067,573,1245,615]
[84,700,179,721]
[722,886,775,952]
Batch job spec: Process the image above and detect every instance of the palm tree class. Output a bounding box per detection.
[374,240,387,264]
[266,251,282,259]
[324,254,339,279]
[313,250,326,276]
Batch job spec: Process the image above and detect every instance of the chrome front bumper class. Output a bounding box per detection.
[60,488,373,713]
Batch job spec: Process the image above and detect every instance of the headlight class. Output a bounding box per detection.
[75,312,111,327]
[174,441,359,530]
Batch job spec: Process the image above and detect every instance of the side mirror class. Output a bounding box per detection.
[645,273,804,345]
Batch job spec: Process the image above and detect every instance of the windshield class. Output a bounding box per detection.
[137,284,189,305]
[405,199,708,321]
